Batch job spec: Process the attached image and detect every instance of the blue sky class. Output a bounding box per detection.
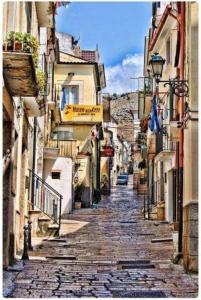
[56,1,152,94]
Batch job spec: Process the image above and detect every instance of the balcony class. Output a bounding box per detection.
[155,134,176,161]
[24,54,48,117]
[44,139,77,159]
[44,129,77,159]
[35,2,55,28]
[3,51,38,97]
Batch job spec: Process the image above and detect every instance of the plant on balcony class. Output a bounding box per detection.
[36,69,46,93]
[14,32,24,51]
[30,36,39,67]
[23,33,32,53]
[3,31,15,51]
[23,34,39,66]
[3,32,39,68]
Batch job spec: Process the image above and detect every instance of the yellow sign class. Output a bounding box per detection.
[63,105,103,123]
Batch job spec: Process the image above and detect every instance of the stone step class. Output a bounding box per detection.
[118,259,150,264]
[46,255,76,260]
[151,237,173,243]
[121,264,155,269]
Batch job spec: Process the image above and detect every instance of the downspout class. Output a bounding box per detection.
[177,1,185,259]
[31,117,37,210]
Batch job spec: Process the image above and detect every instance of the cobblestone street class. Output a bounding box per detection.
[4,177,198,298]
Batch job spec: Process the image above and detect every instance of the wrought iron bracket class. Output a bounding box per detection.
[157,78,189,97]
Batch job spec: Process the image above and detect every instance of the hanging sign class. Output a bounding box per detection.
[101,146,114,157]
[62,104,103,123]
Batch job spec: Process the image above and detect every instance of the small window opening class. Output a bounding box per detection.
[51,171,61,179]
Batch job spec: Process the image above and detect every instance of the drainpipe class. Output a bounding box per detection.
[177,1,185,258]
[31,117,37,210]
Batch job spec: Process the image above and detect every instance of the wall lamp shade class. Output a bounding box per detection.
[149,53,165,80]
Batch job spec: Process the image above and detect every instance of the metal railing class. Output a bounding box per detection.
[29,170,62,230]
[156,133,177,154]
[46,138,75,157]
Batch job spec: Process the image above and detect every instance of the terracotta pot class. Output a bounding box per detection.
[14,42,22,51]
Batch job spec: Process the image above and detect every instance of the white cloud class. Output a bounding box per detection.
[103,53,144,95]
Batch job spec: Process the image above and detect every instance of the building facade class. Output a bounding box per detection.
[44,32,106,211]
[137,1,198,272]
[3,1,57,268]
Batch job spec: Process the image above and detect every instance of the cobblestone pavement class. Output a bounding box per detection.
[4,177,198,298]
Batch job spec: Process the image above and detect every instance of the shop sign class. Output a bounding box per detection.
[101,146,114,157]
[63,104,103,123]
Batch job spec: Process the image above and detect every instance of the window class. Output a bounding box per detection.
[166,37,171,65]
[51,171,61,179]
[60,86,79,110]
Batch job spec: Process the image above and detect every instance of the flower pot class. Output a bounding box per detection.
[7,42,13,51]
[23,44,31,53]
[14,41,22,51]
[75,202,82,209]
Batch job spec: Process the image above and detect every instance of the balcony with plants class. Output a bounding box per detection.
[3,31,47,98]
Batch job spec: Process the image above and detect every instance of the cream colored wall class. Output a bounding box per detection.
[151,15,178,194]
[3,2,39,41]
[55,64,97,105]
[183,2,198,207]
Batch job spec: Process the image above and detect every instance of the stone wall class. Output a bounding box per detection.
[110,93,138,142]
[183,202,198,272]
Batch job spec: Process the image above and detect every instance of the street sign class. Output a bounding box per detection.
[101,146,114,157]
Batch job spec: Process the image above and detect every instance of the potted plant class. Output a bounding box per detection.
[36,69,46,93]
[30,36,39,67]
[4,31,15,51]
[14,32,23,51]
[23,33,32,53]
[74,183,85,209]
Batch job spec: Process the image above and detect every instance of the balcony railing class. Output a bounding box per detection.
[46,138,76,158]
[156,133,176,155]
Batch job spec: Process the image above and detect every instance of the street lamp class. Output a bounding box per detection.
[149,53,189,97]
[149,53,165,83]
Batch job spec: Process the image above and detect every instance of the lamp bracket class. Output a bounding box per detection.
[159,77,189,97]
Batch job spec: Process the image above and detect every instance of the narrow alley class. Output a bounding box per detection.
[5,177,198,298]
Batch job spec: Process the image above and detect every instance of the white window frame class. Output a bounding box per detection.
[58,80,84,109]
[67,85,79,105]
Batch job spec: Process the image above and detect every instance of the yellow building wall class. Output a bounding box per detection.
[55,64,97,105]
